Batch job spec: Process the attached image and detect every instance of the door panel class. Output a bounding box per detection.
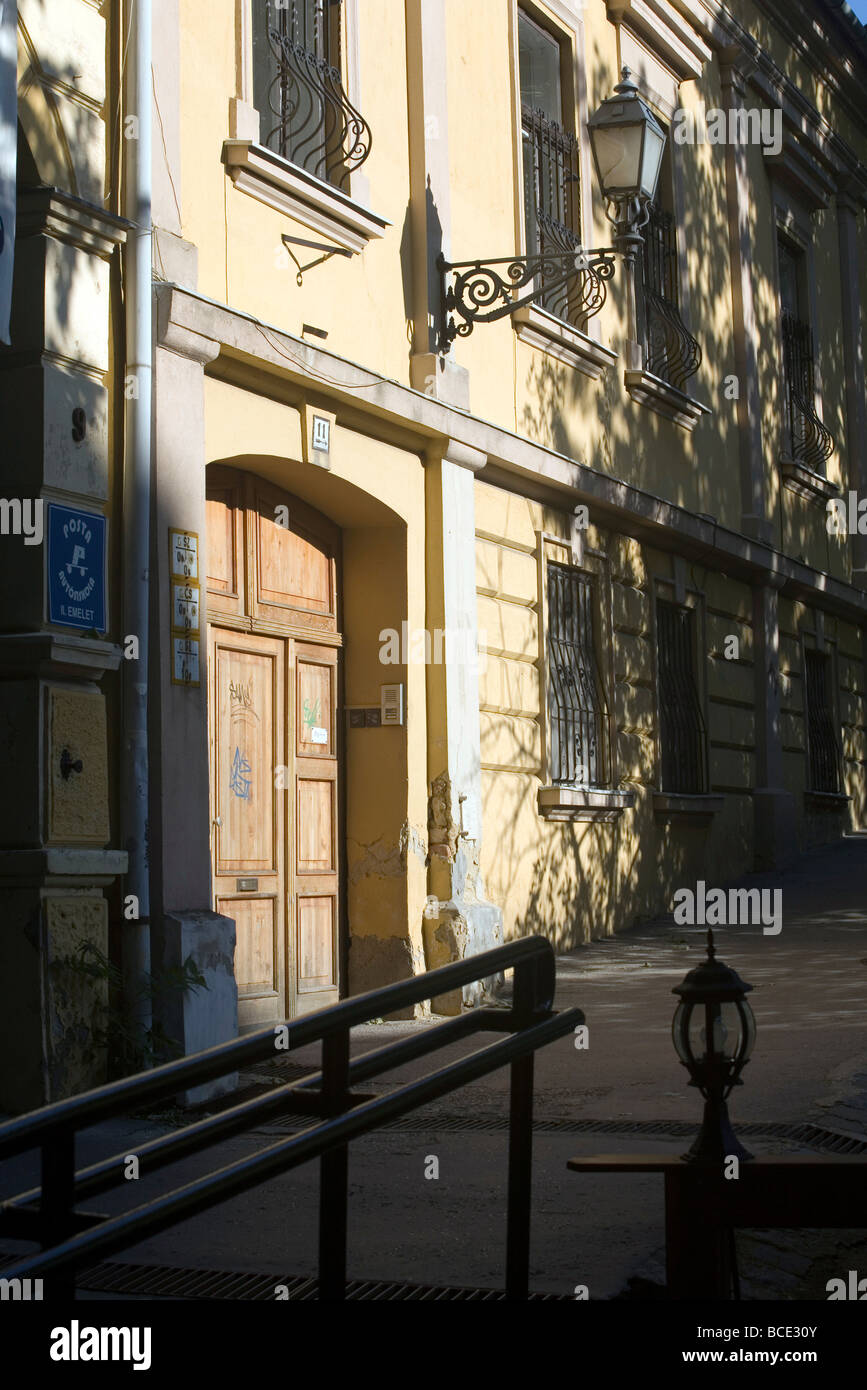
[290,641,340,1014]
[297,656,334,754]
[249,476,339,631]
[297,896,337,994]
[214,648,277,874]
[205,466,245,618]
[228,896,279,996]
[210,628,285,1029]
[297,780,335,872]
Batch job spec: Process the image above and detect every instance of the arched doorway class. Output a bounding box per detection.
[206,466,342,1029]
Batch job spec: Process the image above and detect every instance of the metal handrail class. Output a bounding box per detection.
[0,937,583,1301]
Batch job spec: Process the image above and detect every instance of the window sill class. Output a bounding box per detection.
[624,366,711,431]
[804,790,850,810]
[538,786,635,822]
[653,792,724,823]
[780,456,839,503]
[221,140,389,253]
[513,305,618,379]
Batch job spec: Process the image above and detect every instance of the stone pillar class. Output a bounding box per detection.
[720,51,771,544]
[152,283,237,1096]
[752,580,796,869]
[423,441,502,1012]
[0,187,129,1110]
[836,180,867,587]
[405,0,469,408]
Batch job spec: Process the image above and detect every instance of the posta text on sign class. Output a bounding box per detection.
[47,504,107,633]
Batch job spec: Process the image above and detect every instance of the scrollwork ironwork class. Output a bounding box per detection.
[263,2,371,191]
[638,205,702,391]
[781,309,835,471]
[643,290,702,392]
[438,244,616,350]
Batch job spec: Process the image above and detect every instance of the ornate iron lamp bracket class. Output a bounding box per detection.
[437,246,617,352]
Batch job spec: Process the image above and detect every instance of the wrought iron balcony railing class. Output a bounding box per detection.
[262,0,371,192]
[638,205,701,392]
[780,309,835,472]
[522,104,583,325]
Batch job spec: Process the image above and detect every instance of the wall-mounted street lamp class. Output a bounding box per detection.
[438,68,666,350]
[672,929,757,1164]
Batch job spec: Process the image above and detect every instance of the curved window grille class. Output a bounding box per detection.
[656,599,707,794]
[518,10,586,328]
[781,309,835,472]
[522,104,582,324]
[637,204,701,391]
[547,564,609,787]
[804,649,841,793]
[253,0,371,191]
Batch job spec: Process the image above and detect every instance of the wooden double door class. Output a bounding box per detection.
[206,468,342,1029]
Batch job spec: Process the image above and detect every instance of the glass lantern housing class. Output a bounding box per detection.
[671,930,756,1162]
[672,997,756,1097]
[588,68,667,205]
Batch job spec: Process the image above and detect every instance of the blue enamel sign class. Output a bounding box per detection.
[47,503,107,633]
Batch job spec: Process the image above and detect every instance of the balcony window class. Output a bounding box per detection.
[804,649,841,794]
[252,0,371,191]
[546,563,609,787]
[636,147,701,392]
[656,599,707,794]
[518,10,583,326]
[777,238,835,473]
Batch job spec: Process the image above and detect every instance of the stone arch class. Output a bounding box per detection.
[16,11,80,195]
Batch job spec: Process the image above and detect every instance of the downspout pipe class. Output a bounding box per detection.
[121,0,153,1042]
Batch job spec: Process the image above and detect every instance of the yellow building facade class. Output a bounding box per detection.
[1,0,866,1108]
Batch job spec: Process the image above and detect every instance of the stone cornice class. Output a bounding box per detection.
[0,633,122,680]
[15,186,131,258]
[606,0,713,80]
[753,0,867,126]
[156,282,867,626]
[675,1,867,204]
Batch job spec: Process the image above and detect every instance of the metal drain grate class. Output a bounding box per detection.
[253,1111,867,1152]
[74,1260,569,1301]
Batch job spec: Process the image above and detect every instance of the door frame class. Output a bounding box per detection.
[205,466,345,1028]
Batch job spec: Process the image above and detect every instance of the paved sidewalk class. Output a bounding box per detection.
[275,829,867,1133]
[1,834,865,1299]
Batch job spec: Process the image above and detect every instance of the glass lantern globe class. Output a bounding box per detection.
[672,930,757,1162]
[672,996,756,1096]
[588,68,667,206]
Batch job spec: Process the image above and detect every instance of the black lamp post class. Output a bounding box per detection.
[438,67,667,349]
[672,929,756,1164]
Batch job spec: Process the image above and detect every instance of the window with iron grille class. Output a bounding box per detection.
[656,599,707,794]
[252,0,371,191]
[804,649,841,793]
[777,238,835,472]
[547,563,609,786]
[518,10,582,325]
[637,148,701,392]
